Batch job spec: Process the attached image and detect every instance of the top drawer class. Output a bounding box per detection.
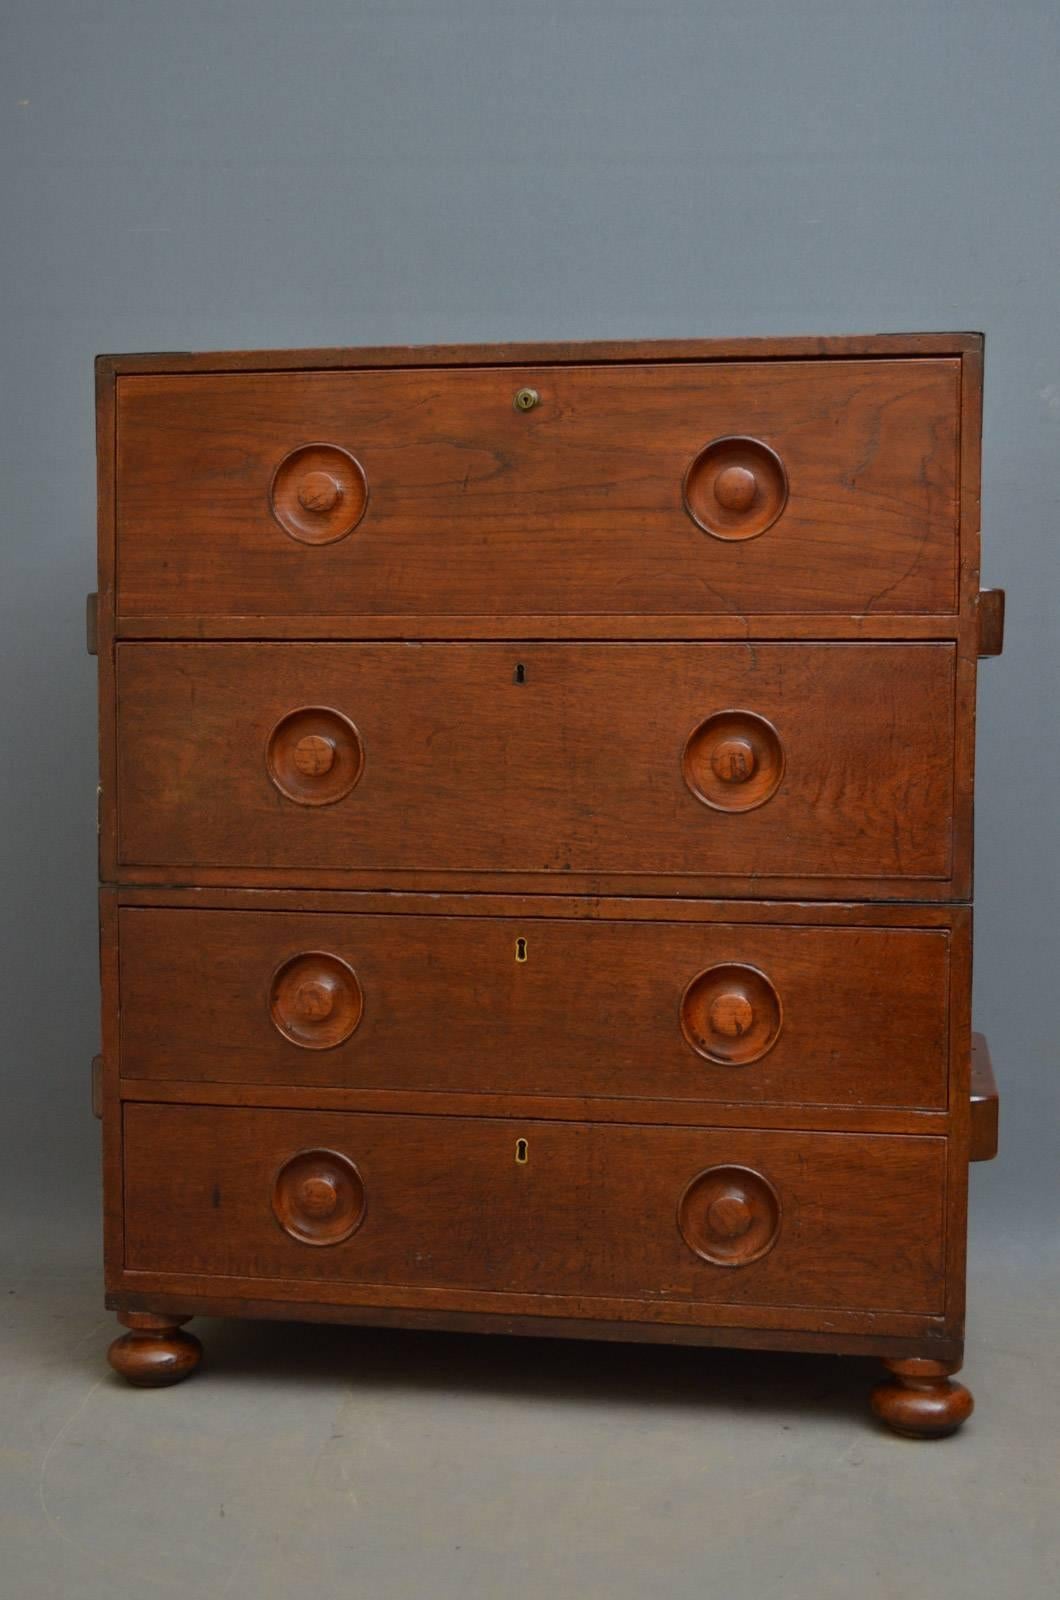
[113,360,960,622]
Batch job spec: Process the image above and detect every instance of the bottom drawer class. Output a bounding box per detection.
[122,1106,947,1317]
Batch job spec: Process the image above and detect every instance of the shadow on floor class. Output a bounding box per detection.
[173,1314,882,1428]
[4,1260,885,1429]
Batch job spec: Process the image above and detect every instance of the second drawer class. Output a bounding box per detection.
[113,641,958,893]
[119,907,955,1109]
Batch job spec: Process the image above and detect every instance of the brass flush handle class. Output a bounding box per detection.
[513,387,539,412]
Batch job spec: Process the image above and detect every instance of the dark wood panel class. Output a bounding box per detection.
[114,642,957,888]
[113,887,968,927]
[123,1104,948,1316]
[99,332,983,375]
[115,360,959,618]
[119,907,953,1110]
[118,1080,947,1135]
[113,612,963,642]
[104,1288,956,1359]
[94,336,985,1393]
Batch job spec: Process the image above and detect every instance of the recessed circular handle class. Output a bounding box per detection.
[682,711,784,813]
[513,387,540,412]
[681,963,782,1065]
[683,436,788,541]
[272,1149,365,1246]
[678,1165,781,1266]
[266,707,363,806]
[269,444,368,545]
[270,951,363,1049]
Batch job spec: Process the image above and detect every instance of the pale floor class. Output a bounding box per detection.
[2,1220,1057,1600]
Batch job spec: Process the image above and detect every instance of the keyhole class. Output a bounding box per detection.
[513,662,526,685]
[515,937,527,963]
[515,1138,529,1164]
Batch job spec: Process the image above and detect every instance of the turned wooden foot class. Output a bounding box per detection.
[871,1358,973,1438]
[107,1311,202,1388]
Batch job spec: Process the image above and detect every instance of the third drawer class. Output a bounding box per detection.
[118,906,960,1109]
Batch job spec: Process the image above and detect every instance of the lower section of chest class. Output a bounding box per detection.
[103,893,973,1370]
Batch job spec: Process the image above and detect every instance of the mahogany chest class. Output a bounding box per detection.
[93,335,1001,1434]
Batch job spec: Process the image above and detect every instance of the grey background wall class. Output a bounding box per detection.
[1,1,1056,1244]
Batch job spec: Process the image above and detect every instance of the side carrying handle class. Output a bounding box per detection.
[977,589,1005,658]
[969,1032,998,1161]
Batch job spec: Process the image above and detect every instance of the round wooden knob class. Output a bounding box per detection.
[683,436,788,541]
[681,963,782,1065]
[713,464,757,512]
[292,978,335,1021]
[297,1174,340,1219]
[292,733,336,777]
[297,471,343,514]
[706,1191,753,1239]
[272,1149,366,1246]
[683,711,783,813]
[709,735,758,785]
[678,1165,781,1266]
[270,952,363,1049]
[707,991,755,1039]
[266,708,363,806]
[269,444,368,546]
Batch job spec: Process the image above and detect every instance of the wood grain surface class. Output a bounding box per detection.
[122,1103,948,1317]
[95,335,988,1398]
[118,906,955,1110]
[114,641,958,890]
[115,360,959,619]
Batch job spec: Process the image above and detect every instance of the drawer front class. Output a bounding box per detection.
[119,908,953,1110]
[115,360,959,619]
[122,1105,947,1315]
[115,642,956,888]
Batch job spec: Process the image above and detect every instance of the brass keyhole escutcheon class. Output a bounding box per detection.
[515,1138,529,1164]
[515,937,528,963]
[513,387,539,412]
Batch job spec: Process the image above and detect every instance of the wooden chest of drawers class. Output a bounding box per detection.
[93,335,1001,1435]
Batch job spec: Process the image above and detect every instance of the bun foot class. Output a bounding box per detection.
[871,1358,973,1439]
[107,1311,202,1388]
